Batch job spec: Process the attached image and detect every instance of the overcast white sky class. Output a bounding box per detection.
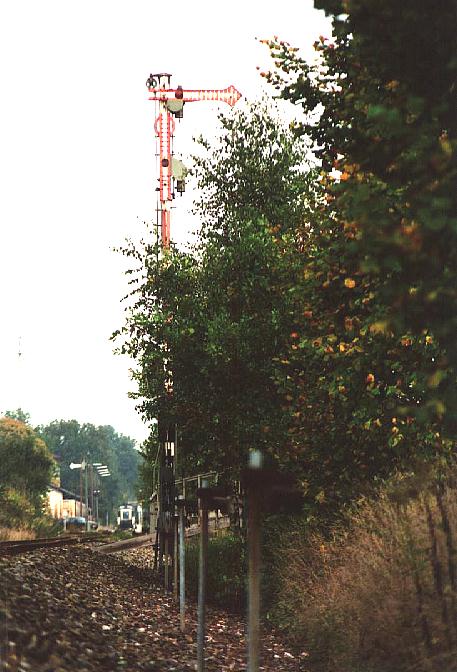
[0,1,330,445]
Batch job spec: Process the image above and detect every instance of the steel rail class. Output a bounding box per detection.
[0,532,110,556]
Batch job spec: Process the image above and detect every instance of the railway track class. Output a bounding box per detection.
[0,532,111,556]
[1,517,231,557]
[96,533,154,554]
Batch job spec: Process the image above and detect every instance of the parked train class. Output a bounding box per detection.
[117,502,143,534]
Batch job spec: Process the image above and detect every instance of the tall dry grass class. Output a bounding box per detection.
[0,527,36,541]
[275,476,457,672]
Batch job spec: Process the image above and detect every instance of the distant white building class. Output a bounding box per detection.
[47,485,63,518]
[46,485,87,519]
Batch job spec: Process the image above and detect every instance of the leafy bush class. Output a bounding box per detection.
[0,486,62,538]
[0,417,55,512]
[31,515,62,538]
[0,486,36,528]
[185,533,245,612]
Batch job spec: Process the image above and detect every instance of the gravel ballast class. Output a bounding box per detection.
[0,543,308,671]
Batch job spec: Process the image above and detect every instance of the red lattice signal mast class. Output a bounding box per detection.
[147,73,242,247]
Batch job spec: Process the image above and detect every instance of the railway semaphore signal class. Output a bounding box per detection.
[146,72,242,248]
[146,73,242,616]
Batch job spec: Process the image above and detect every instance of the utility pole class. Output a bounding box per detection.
[94,472,100,525]
[95,491,99,524]
[70,459,110,531]
[83,458,89,532]
[89,463,94,524]
[79,468,83,517]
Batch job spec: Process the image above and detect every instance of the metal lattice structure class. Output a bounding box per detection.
[147,73,242,247]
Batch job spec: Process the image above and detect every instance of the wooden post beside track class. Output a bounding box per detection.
[84,457,89,533]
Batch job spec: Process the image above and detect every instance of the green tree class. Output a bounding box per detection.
[0,416,55,526]
[117,87,453,522]
[4,408,31,424]
[137,428,159,506]
[247,1,457,517]
[191,99,450,515]
[114,101,316,478]
[38,420,140,522]
[264,0,457,426]
[191,99,316,238]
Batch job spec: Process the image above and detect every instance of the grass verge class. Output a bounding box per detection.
[273,471,457,672]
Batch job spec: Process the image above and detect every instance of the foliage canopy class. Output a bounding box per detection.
[0,416,55,527]
[117,4,456,519]
[263,0,457,427]
[39,420,140,521]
